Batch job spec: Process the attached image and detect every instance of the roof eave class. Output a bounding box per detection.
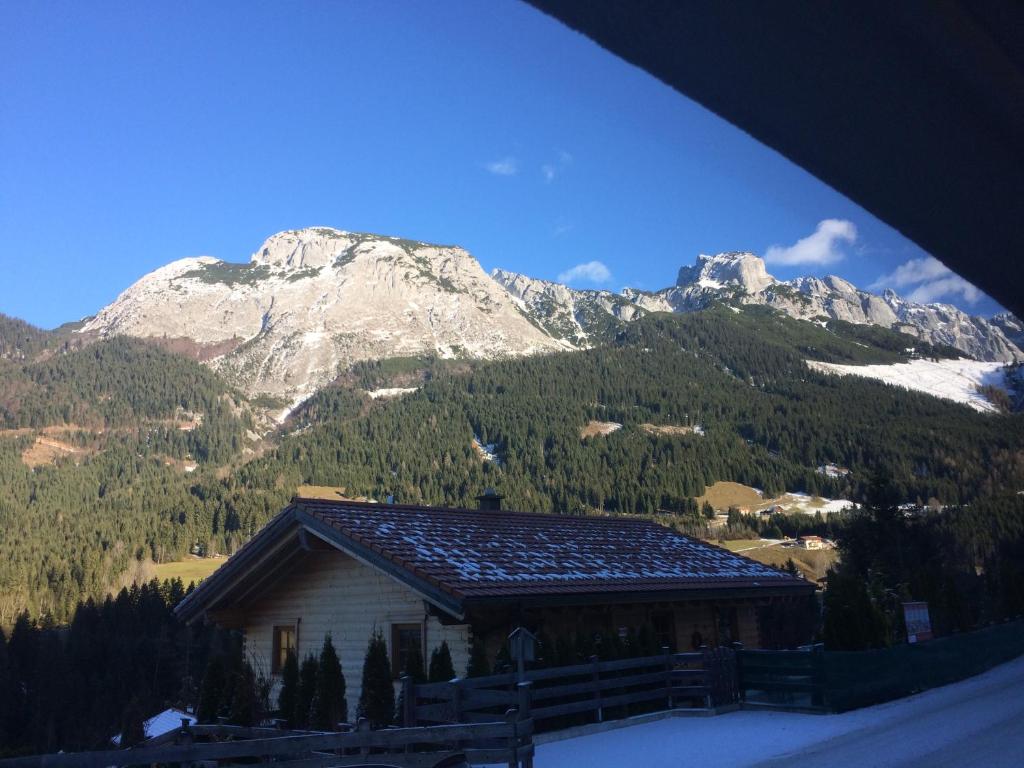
[460,580,816,609]
[295,508,466,621]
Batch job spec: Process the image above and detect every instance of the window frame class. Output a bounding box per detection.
[272,624,297,675]
[390,622,424,680]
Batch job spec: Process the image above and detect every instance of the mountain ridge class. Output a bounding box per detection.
[75,227,1022,412]
[497,251,1022,362]
[81,227,567,411]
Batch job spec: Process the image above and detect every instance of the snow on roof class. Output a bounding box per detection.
[112,708,195,745]
[295,499,808,601]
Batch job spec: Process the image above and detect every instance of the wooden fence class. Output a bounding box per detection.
[735,619,1024,712]
[735,647,825,710]
[405,647,740,730]
[0,712,535,768]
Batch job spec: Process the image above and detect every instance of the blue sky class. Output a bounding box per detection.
[0,0,1002,329]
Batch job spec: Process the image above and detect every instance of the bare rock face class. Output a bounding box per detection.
[498,251,1024,364]
[82,228,565,408]
[676,252,776,294]
[82,229,1024,415]
[491,269,643,345]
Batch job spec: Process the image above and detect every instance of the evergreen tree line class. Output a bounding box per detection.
[822,492,1024,650]
[0,579,228,756]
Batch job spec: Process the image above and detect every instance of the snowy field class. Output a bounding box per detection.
[367,387,419,399]
[531,653,1024,768]
[806,358,1007,413]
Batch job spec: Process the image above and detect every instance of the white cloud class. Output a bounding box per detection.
[764,219,857,266]
[541,149,573,183]
[871,256,982,305]
[558,261,611,284]
[485,157,519,176]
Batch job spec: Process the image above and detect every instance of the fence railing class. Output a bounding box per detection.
[406,647,739,731]
[0,712,535,768]
[736,647,825,710]
[736,619,1024,713]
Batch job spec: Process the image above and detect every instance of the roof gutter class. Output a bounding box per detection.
[460,582,816,610]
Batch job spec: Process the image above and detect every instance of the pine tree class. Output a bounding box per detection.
[358,630,394,728]
[402,638,426,683]
[118,696,147,747]
[277,651,299,726]
[428,641,455,683]
[228,662,258,727]
[295,655,320,729]
[313,635,347,730]
[196,655,227,723]
[465,635,489,678]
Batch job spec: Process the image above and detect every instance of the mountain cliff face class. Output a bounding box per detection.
[496,252,1022,363]
[490,269,644,345]
[82,228,565,406]
[81,229,1023,411]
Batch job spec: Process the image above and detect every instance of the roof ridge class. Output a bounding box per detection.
[292,497,666,525]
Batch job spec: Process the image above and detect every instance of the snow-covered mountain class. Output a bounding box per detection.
[495,253,1022,363]
[82,228,566,406]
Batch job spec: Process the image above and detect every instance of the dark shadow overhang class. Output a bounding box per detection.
[526,0,1024,317]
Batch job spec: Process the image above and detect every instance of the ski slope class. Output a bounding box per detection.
[807,358,1007,413]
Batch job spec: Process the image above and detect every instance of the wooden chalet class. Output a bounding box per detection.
[175,494,814,704]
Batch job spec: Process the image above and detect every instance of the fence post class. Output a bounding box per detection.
[734,645,746,703]
[517,681,534,768]
[812,645,826,709]
[590,654,603,723]
[400,674,415,727]
[452,677,464,723]
[505,708,519,768]
[662,646,674,709]
[356,717,370,758]
[700,645,714,708]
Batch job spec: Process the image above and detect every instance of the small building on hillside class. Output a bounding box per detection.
[175,496,814,705]
[798,535,833,550]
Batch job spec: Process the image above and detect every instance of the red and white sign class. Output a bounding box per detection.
[903,601,933,643]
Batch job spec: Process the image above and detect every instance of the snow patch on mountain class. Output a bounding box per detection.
[807,358,1007,413]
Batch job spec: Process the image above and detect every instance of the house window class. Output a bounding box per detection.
[272,625,296,674]
[651,611,676,651]
[391,623,423,678]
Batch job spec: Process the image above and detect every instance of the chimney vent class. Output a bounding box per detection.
[477,488,503,511]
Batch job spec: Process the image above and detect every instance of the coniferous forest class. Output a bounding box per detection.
[1,306,1022,621]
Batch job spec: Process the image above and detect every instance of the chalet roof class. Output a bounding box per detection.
[176,499,812,623]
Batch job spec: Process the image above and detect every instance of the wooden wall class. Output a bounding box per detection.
[242,549,470,710]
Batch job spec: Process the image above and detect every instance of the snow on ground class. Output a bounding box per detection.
[472,434,502,465]
[367,387,419,399]
[807,357,1007,413]
[776,492,855,515]
[532,653,1024,768]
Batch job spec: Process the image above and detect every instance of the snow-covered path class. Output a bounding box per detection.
[534,653,1024,768]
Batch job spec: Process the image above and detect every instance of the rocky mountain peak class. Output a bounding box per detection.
[250,227,355,269]
[676,252,776,294]
[81,227,564,414]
